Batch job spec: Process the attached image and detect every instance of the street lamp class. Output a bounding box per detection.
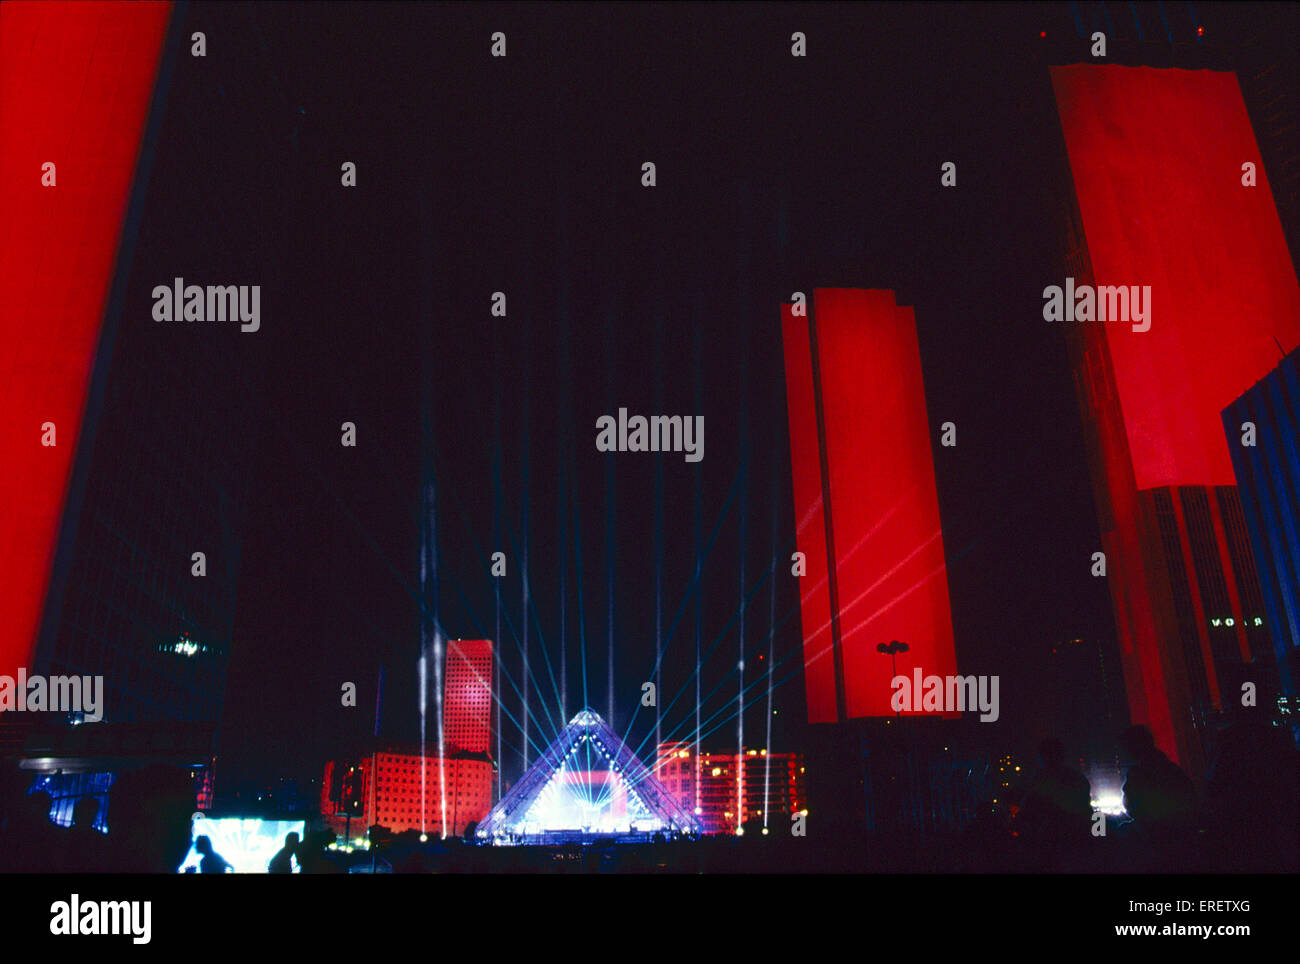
[877,640,909,717]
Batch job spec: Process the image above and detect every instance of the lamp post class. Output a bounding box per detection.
[876,640,910,715]
[877,640,920,831]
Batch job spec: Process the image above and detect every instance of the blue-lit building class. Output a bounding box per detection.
[1223,347,1300,739]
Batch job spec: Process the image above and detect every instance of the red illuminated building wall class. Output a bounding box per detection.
[323,752,493,840]
[0,2,172,685]
[781,289,959,723]
[322,639,497,839]
[444,639,493,754]
[655,742,806,835]
[1050,65,1300,772]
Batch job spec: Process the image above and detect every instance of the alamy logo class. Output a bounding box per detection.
[0,669,102,720]
[890,669,1000,722]
[152,277,260,332]
[596,408,704,463]
[50,895,151,944]
[1042,278,1150,332]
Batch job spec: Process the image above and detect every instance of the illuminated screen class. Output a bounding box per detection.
[179,816,307,874]
[781,289,960,721]
[1050,65,1300,489]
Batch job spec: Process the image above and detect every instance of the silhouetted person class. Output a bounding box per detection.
[1018,737,1093,864]
[195,834,231,874]
[1119,725,1195,863]
[269,831,300,873]
[295,830,338,874]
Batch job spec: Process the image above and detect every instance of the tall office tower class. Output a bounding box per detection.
[443,639,493,755]
[1049,64,1300,774]
[35,322,249,730]
[0,2,172,695]
[1223,348,1300,734]
[0,3,236,823]
[780,289,959,723]
[2,3,281,832]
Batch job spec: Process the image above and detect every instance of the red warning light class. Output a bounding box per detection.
[1040,31,1046,38]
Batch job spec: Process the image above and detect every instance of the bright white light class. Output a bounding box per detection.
[1091,794,1126,816]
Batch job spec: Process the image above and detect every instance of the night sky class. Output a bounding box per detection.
[108,2,1296,793]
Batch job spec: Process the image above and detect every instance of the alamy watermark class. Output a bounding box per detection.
[152,277,260,332]
[1043,278,1150,332]
[50,894,150,944]
[0,669,103,720]
[596,408,704,463]
[890,669,999,722]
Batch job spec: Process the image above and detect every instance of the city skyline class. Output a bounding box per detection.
[1,2,1296,887]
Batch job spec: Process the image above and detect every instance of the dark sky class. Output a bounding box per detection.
[112,2,1296,792]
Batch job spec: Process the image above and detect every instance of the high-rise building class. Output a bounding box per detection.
[322,751,493,841]
[0,5,255,830]
[0,1,172,704]
[780,289,959,724]
[323,638,499,839]
[655,742,806,835]
[1223,348,1300,733]
[443,639,493,754]
[1049,64,1300,773]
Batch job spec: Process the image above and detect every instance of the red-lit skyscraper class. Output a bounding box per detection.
[322,639,497,839]
[1050,64,1300,773]
[781,289,959,723]
[0,2,172,690]
[444,639,493,754]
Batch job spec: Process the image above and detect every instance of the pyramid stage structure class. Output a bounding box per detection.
[477,709,700,844]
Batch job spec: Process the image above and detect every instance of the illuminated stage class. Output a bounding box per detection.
[478,710,699,844]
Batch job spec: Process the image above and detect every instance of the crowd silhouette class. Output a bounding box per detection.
[0,723,1294,873]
